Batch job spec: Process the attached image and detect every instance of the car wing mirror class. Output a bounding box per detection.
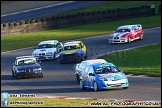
[34,47,37,49]
[89,73,94,76]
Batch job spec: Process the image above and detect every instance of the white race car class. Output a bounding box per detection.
[108,24,144,44]
[74,59,107,83]
[32,40,63,60]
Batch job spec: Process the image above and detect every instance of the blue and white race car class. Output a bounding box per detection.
[79,62,129,91]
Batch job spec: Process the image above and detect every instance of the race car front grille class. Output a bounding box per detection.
[114,37,119,39]
[39,53,45,56]
[62,54,79,59]
[25,69,33,72]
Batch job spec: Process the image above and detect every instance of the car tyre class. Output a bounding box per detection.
[123,87,128,89]
[76,74,80,83]
[80,80,86,90]
[139,33,143,40]
[127,37,131,43]
[39,74,43,78]
[94,82,99,91]
[53,52,56,60]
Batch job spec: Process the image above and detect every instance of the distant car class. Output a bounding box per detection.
[79,62,129,91]
[59,41,87,63]
[32,40,63,60]
[108,24,144,44]
[75,59,107,83]
[12,56,43,79]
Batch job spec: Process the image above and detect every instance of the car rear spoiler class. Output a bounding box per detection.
[135,24,142,29]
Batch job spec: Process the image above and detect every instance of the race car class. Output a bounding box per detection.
[32,40,63,60]
[75,59,107,83]
[79,62,129,91]
[59,41,87,63]
[12,56,43,79]
[108,24,144,44]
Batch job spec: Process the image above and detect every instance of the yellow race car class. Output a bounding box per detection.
[59,41,87,63]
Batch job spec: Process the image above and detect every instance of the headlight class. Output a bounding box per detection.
[33,68,42,71]
[99,77,107,81]
[46,52,53,55]
[17,70,25,72]
[122,75,126,79]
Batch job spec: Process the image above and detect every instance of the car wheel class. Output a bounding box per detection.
[60,60,64,64]
[39,74,43,78]
[53,52,56,60]
[139,33,143,40]
[93,82,99,91]
[123,87,128,89]
[80,80,86,90]
[127,37,131,43]
[76,74,80,83]
[12,70,15,77]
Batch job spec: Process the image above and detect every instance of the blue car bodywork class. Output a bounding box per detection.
[80,62,129,91]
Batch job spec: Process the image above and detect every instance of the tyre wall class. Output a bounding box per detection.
[1,5,156,36]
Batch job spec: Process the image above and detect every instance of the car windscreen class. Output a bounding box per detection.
[37,44,54,49]
[116,28,130,33]
[17,58,37,66]
[64,45,79,50]
[95,66,120,74]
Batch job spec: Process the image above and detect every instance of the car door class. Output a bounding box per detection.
[82,65,90,87]
[76,62,87,76]
[87,66,95,88]
[131,26,137,39]
[80,42,86,55]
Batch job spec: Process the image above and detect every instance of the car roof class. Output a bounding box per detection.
[16,56,36,60]
[64,41,82,45]
[117,25,135,29]
[39,40,58,45]
[82,59,107,64]
[92,62,115,67]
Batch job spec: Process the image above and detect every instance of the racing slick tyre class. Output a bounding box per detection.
[94,82,99,92]
[80,80,86,90]
[139,33,143,40]
[123,87,128,89]
[127,37,131,43]
[53,52,56,60]
[76,74,80,83]
[39,74,43,78]
[12,70,15,77]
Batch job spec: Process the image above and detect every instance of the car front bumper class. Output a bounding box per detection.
[60,54,81,63]
[97,79,129,90]
[108,39,128,43]
[34,55,54,60]
[16,71,43,78]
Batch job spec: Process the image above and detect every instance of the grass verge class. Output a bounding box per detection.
[1,97,161,107]
[97,43,161,77]
[1,15,161,52]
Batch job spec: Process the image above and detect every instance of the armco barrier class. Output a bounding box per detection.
[1,5,156,36]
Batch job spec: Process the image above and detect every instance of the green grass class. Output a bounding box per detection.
[62,1,161,15]
[1,15,161,52]
[1,97,161,107]
[98,43,161,77]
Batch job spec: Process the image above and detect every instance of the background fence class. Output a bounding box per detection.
[1,5,156,36]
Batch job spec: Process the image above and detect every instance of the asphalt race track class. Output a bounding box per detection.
[1,27,161,101]
[1,1,103,23]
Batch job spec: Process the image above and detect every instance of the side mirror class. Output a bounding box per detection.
[34,47,37,50]
[89,73,94,76]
